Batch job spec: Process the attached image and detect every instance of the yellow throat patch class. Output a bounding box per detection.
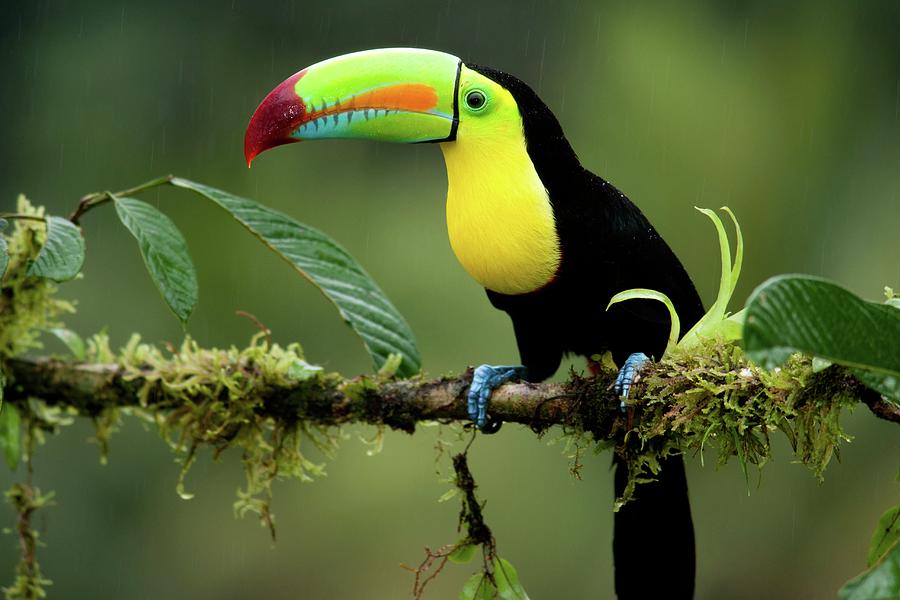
[440,66,561,296]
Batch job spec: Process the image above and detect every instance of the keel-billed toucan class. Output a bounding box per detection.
[245,48,702,599]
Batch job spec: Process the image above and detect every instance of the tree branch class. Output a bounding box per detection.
[5,355,897,435]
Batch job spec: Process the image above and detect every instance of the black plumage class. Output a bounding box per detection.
[470,64,703,600]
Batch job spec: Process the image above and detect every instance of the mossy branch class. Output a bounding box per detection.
[4,343,895,434]
[4,331,896,525]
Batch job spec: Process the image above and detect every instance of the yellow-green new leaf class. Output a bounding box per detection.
[607,288,680,357]
[681,207,743,347]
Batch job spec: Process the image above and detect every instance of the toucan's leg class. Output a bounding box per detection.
[614,352,649,410]
[468,364,528,431]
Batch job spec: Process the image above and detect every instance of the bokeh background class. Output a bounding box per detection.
[1,1,898,598]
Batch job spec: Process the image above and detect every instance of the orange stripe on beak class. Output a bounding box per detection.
[304,83,439,122]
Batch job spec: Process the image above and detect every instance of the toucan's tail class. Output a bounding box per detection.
[613,453,695,599]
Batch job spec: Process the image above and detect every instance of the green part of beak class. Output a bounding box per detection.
[245,48,461,164]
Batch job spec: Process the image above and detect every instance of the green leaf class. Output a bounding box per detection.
[681,207,743,346]
[169,177,421,377]
[743,275,900,403]
[0,403,20,471]
[493,557,530,599]
[448,542,477,564]
[0,219,8,279]
[839,541,900,600]
[869,505,900,567]
[852,369,900,404]
[26,215,85,281]
[607,288,680,357]
[460,573,496,600]
[46,327,86,360]
[114,197,198,325]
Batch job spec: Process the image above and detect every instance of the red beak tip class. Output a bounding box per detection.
[242,69,308,168]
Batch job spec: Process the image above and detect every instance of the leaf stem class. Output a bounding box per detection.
[69,174,174,224]
[0,213,47,223]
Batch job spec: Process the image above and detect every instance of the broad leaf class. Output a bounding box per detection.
[743,275,900,403]
[493,557,530,599]
[114,197,198,325]
[869,505,900,568]
[852,370,900,405]
[448,542,477,564]
[839,542,900,600]
[27,215,85,281]
[170,177,421,377]
[460,573,496,600]
[0,402,20,471]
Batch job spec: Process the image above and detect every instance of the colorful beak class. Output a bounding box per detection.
[244,48,462,166]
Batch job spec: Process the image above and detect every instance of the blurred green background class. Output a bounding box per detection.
[1,1,898,598]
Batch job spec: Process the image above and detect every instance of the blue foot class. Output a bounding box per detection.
[614,353,650,411]
[468,364,528,431]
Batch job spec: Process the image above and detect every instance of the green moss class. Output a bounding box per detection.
[110,332,340,538]
[2,484,54,600]
[604,337,858,507]
[0,196,75,361]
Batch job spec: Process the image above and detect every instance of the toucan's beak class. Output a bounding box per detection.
[244,48,461,166]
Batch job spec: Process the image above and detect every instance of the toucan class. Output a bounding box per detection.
[245,47,702,600]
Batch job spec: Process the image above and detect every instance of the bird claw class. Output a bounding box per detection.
[467,364,527,432]
[614,352,649,412]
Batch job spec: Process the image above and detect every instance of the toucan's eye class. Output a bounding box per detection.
[465,90,487,111]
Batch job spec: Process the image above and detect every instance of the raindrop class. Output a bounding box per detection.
[537,37,546,94]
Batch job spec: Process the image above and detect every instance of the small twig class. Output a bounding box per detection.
[235,310,272,348]
[68,174,175,224]
[0,214,47,224]
[407,544,454,599]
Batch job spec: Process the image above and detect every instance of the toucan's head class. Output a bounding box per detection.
[244,47,572,168]
[246,48,579,296]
